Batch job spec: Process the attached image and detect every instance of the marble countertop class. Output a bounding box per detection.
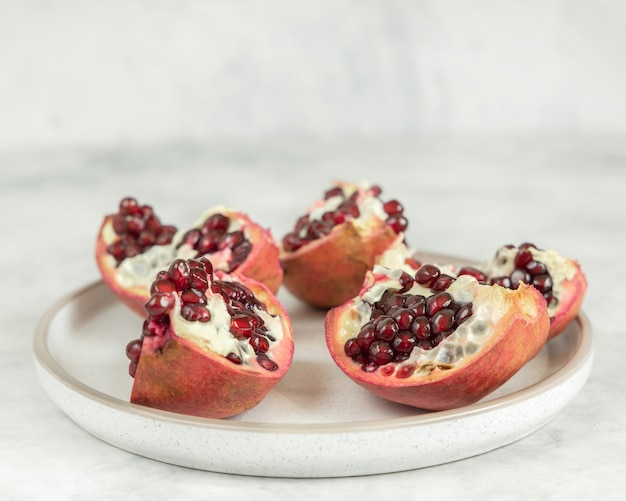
[2,137,624,500]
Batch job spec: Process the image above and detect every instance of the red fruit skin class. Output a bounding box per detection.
[325,280,550,411]
[549,261,587,339]
[131,276,294,419]
[281,220,397,309]
[95,215,148,316]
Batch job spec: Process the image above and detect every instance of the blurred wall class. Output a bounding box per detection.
[1,0,625,151]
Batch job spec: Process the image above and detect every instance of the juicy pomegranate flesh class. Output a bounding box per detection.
[176,212,253,273]
[282,183,409,252]
[458,243,555,306]
[343,265,473,373]
[107,197,177,265]
[125,257,279,377]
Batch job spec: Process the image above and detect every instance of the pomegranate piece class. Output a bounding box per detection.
[325,264,550,411]
[280,181,411,309]
[457,243,587,338]
[127,258,294,419]
[96,200,283,316]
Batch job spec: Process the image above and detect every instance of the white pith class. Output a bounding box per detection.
[171,280,284,366]
[375,238,415,270]
[340,266,510,377]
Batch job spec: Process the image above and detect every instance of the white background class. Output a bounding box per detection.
[2,0,626,151]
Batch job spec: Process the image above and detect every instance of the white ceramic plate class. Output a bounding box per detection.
[33,252,593,478]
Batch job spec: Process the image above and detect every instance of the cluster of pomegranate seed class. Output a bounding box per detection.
[282,185,409,252]
[107,197,177,265]
[344,264,473,372]
[458,243,555,305]
[177,213,252,273]
[125,257,279,377]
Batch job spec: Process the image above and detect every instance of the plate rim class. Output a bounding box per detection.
[33,278,593,436]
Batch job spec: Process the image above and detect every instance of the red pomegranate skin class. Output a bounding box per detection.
[282,220,397,309]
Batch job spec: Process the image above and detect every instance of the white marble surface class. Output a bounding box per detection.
[1,137,624,499]
[2,1,626,151]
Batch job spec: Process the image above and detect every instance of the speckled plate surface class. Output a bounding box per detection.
[33,252,593,478]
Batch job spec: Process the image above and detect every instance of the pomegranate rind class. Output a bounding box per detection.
[548,261,587,339]
[325,275,550,411]
[281,220,397,309]
[130,275,294,419]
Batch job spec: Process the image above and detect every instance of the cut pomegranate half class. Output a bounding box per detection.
[325,264,550,411]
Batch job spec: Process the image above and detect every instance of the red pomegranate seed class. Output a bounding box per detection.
[510,269,531,289]
[197,232,219,254]
[156,225,177,245]
[250,334,270,354]
[257,354,279,371]
[189,268,209,291]
[458,266,488,283]
[181,304,211,322]
[145,292,175,317]
[386,214,408,233]
[230,313,256,338]
[404,295,426,315]
[411,316,430,339]
[202,213,230,234]
[229,240,253,271]
[180,288,206,305]
[415,264,440,287]
[369,341,394,365]
[391,308,414,330]
[226,352,243,365]
[397,271,415,293]
[392,332,416,353]
[514,249,534,269]
[491,276,512,288]
[383,200,404,215]
[150,278,176,295]
[119,197,139,214]
[430,308,455,335]
[455,303,473,325]
[532,273,553,294]
[378,292,406,313]
[324,187,344,199]
[525,260,547,276]
[168,259,191,290]
[430,274,455,292]
[180,229,202,248]
[218,230,245,250]
[125,339,142,363]
[426,292,453,316]
[344,338,362,357]
[374,317,399,341]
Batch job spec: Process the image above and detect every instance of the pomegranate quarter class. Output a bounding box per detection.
[325,264,550,411]
[280,181,410,309]
[455,243,587,339]
[126,257,294,419]
[96,197,283,316]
